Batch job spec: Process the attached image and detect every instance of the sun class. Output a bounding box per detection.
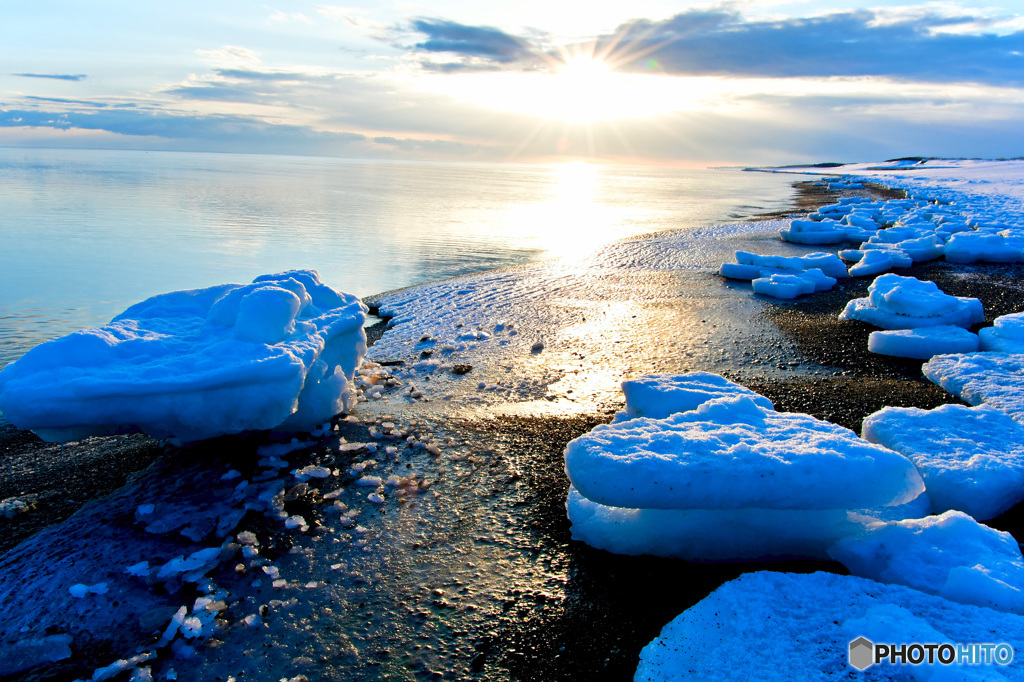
[550,56,619,122]
[418,51,696,125]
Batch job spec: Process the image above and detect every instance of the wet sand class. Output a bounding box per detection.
[3,178,1022,681]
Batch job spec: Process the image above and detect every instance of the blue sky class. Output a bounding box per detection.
[2,1,1023,164]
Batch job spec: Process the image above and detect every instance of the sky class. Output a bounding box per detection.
[2,1,1024,165]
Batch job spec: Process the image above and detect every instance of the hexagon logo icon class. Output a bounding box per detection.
[849,637,874,671]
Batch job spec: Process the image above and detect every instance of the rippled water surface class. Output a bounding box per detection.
[0,148,799,365]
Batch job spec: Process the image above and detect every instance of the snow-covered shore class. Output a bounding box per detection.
[4,159,1024,680]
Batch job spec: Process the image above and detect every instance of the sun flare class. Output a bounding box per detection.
[419,53,700,124]
[552,56,618,122]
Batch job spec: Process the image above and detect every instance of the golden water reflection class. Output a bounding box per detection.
[499,161,658,260]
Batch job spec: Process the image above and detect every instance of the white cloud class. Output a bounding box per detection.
[266,8,313,24]
[194,46,262,67]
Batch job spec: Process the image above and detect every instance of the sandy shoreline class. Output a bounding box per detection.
[2,175,1020,680]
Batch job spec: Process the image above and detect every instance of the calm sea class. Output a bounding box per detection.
[0,148,800,367]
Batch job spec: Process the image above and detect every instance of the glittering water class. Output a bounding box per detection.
[0,148,799,366]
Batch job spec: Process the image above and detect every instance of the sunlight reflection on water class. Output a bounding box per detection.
[0,149,800,367]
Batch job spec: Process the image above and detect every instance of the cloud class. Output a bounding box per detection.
[0,108,367,154]
[13,73,87,81]
[371,135,479,154]
[195,46,262,67]
[212,69,308,81]
[409,18,538,64]
[165,69,343,104]
[418,61,503,74]
[25,96,111,107]
[592,8,1024,86]
[267,8,311,24]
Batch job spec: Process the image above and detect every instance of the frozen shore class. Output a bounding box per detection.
[3,162,1024,680]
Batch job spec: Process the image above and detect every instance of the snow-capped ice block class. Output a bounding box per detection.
[843,212,878,231]
[945,232,1024,264]
[720,264,836,292]
[863,403,1024,519]
[564,395,924,511]
[568,487,857,562]
[839,274,984,329]
[867,225,933,244]
[779,219,847,245]
[567,486,930,562]
[867,326,979,360]
[981,313,1024,353]
[0,270,368,442]
[734,251,848,279]
[634,571,1024,681]
[847,248,912,277]
[829,512,1024,614]
[893,235,946,262]
[613,372,773,423]
[751,274,817,299]
[923,352,1024,423]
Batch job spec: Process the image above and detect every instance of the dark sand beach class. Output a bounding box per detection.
[2,178,1021,681]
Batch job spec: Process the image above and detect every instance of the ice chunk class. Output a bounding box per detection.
[923,352,1024,423]
[891,234,946,262]
[0,270,368,443]
[779,218,848,244]
[945,231,1024,264]
[867,225,933,244]
[68,582,108,598]
[613,372,773,423]
[867,326,979,360]
[566,486,930,562]
[634,571,1024,681]
[722,265,835,293]
[862,403,1024,519]
[980,312,1024,353]
[733,251,848,279]
[750,274,816,299]
[839,273,984,329]
[156,547,222,580]
[829,511,1024,613]
[293,465,331,481]
[125,561,151,577]
[847,248,913,277]
[843,212,878,231]
[564,395,923,511]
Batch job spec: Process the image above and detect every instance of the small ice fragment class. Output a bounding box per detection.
[220,470,242,481]
[180,616,203,639]
[293,465,331,481]
[284,515,308,531]
[126,561,150,577]
[69,582,108,598]
[368,492,385,504]
[236,530,258,546]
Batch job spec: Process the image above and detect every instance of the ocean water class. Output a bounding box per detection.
[0,147,800,367]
